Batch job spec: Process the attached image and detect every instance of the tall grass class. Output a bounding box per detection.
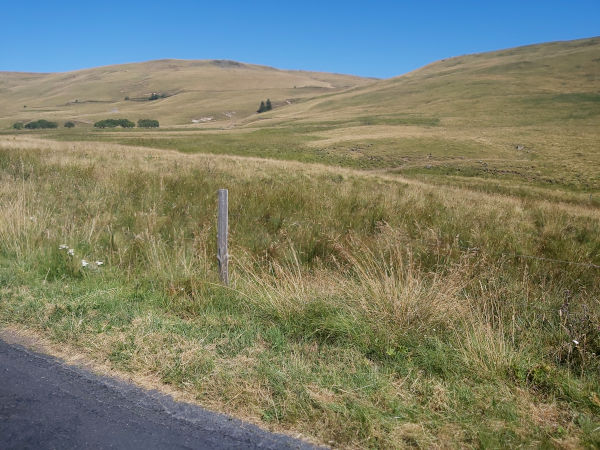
[0,137,598,447]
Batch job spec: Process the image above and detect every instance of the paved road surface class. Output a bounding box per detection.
[0,337,315,449]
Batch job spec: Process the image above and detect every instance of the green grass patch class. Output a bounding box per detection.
[0,140,599,447]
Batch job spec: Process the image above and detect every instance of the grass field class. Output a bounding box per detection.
[1,36,599,448]
[0,136,598,448]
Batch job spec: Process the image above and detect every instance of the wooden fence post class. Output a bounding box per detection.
[217,189,229,285]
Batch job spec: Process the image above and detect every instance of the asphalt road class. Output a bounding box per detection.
[0,337,316,449]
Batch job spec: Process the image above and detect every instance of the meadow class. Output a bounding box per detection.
[1,36,599,448]
[0,136,598,448]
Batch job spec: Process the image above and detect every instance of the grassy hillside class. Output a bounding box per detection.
[240,36,600,191]
[1,37,599,447]
[0,136,598,448]
[0,59,373,127]
[263,36,600,127]
[13,37,596,196]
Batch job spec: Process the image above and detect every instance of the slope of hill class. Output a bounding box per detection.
[0,59,373,126]
[256,36,600,126]
[1,37,599,448]
[236,37,600,191]
[2,38,599,193]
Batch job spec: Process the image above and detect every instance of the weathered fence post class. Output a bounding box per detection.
[217,189,229,285]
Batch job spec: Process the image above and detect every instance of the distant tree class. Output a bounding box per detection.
[137,119,159,128]
[257,99,273,113]
[120,118,135,128]
[94,119,112,128]
[64,121,75,128]
[24,119,58,129]
[124,96,130,101]
[12,122,23,130]
[94,118,135,128]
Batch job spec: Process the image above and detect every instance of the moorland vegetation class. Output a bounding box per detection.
[0,136,598,448]
[0,37,599,448]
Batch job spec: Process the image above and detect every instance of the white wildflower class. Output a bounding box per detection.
[67,249,75,256]
[81,260,89,267]
[95,261,104,266]
[573,339,579,345]
[59,244,69,250]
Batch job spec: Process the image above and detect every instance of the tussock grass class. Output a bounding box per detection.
[0,137,599,448]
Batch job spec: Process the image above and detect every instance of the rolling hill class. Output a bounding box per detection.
[239,36,600,191]
[0,59,373,127]
[2,37,599,191]
[1,36,600,448]
[255,36,600,127]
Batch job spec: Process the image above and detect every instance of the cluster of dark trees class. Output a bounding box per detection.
[93,118,160,128]
[12,118,159,130]
[12,119,59,129]
[94,118,135,128]
[25,119,58,129]
[122,93,167,101]
[148,93,167,101]
[137,119,159,128]
[257,99,272,113]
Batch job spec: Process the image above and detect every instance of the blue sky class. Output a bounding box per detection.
[1,1,598,78]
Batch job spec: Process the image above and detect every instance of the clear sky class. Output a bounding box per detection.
[1,0,598,78]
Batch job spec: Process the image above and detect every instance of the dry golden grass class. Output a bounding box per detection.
[0,59,372,127]
[2,136,598,221]
[1,37,600,448]
[0,136,598,447]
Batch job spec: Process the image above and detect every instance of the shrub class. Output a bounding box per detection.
[24,119,58,129]
[149,93,160,101]
[137,119,159,128]
[12,122,23,130]
[94,118,135,128]
[64,121,75,128]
